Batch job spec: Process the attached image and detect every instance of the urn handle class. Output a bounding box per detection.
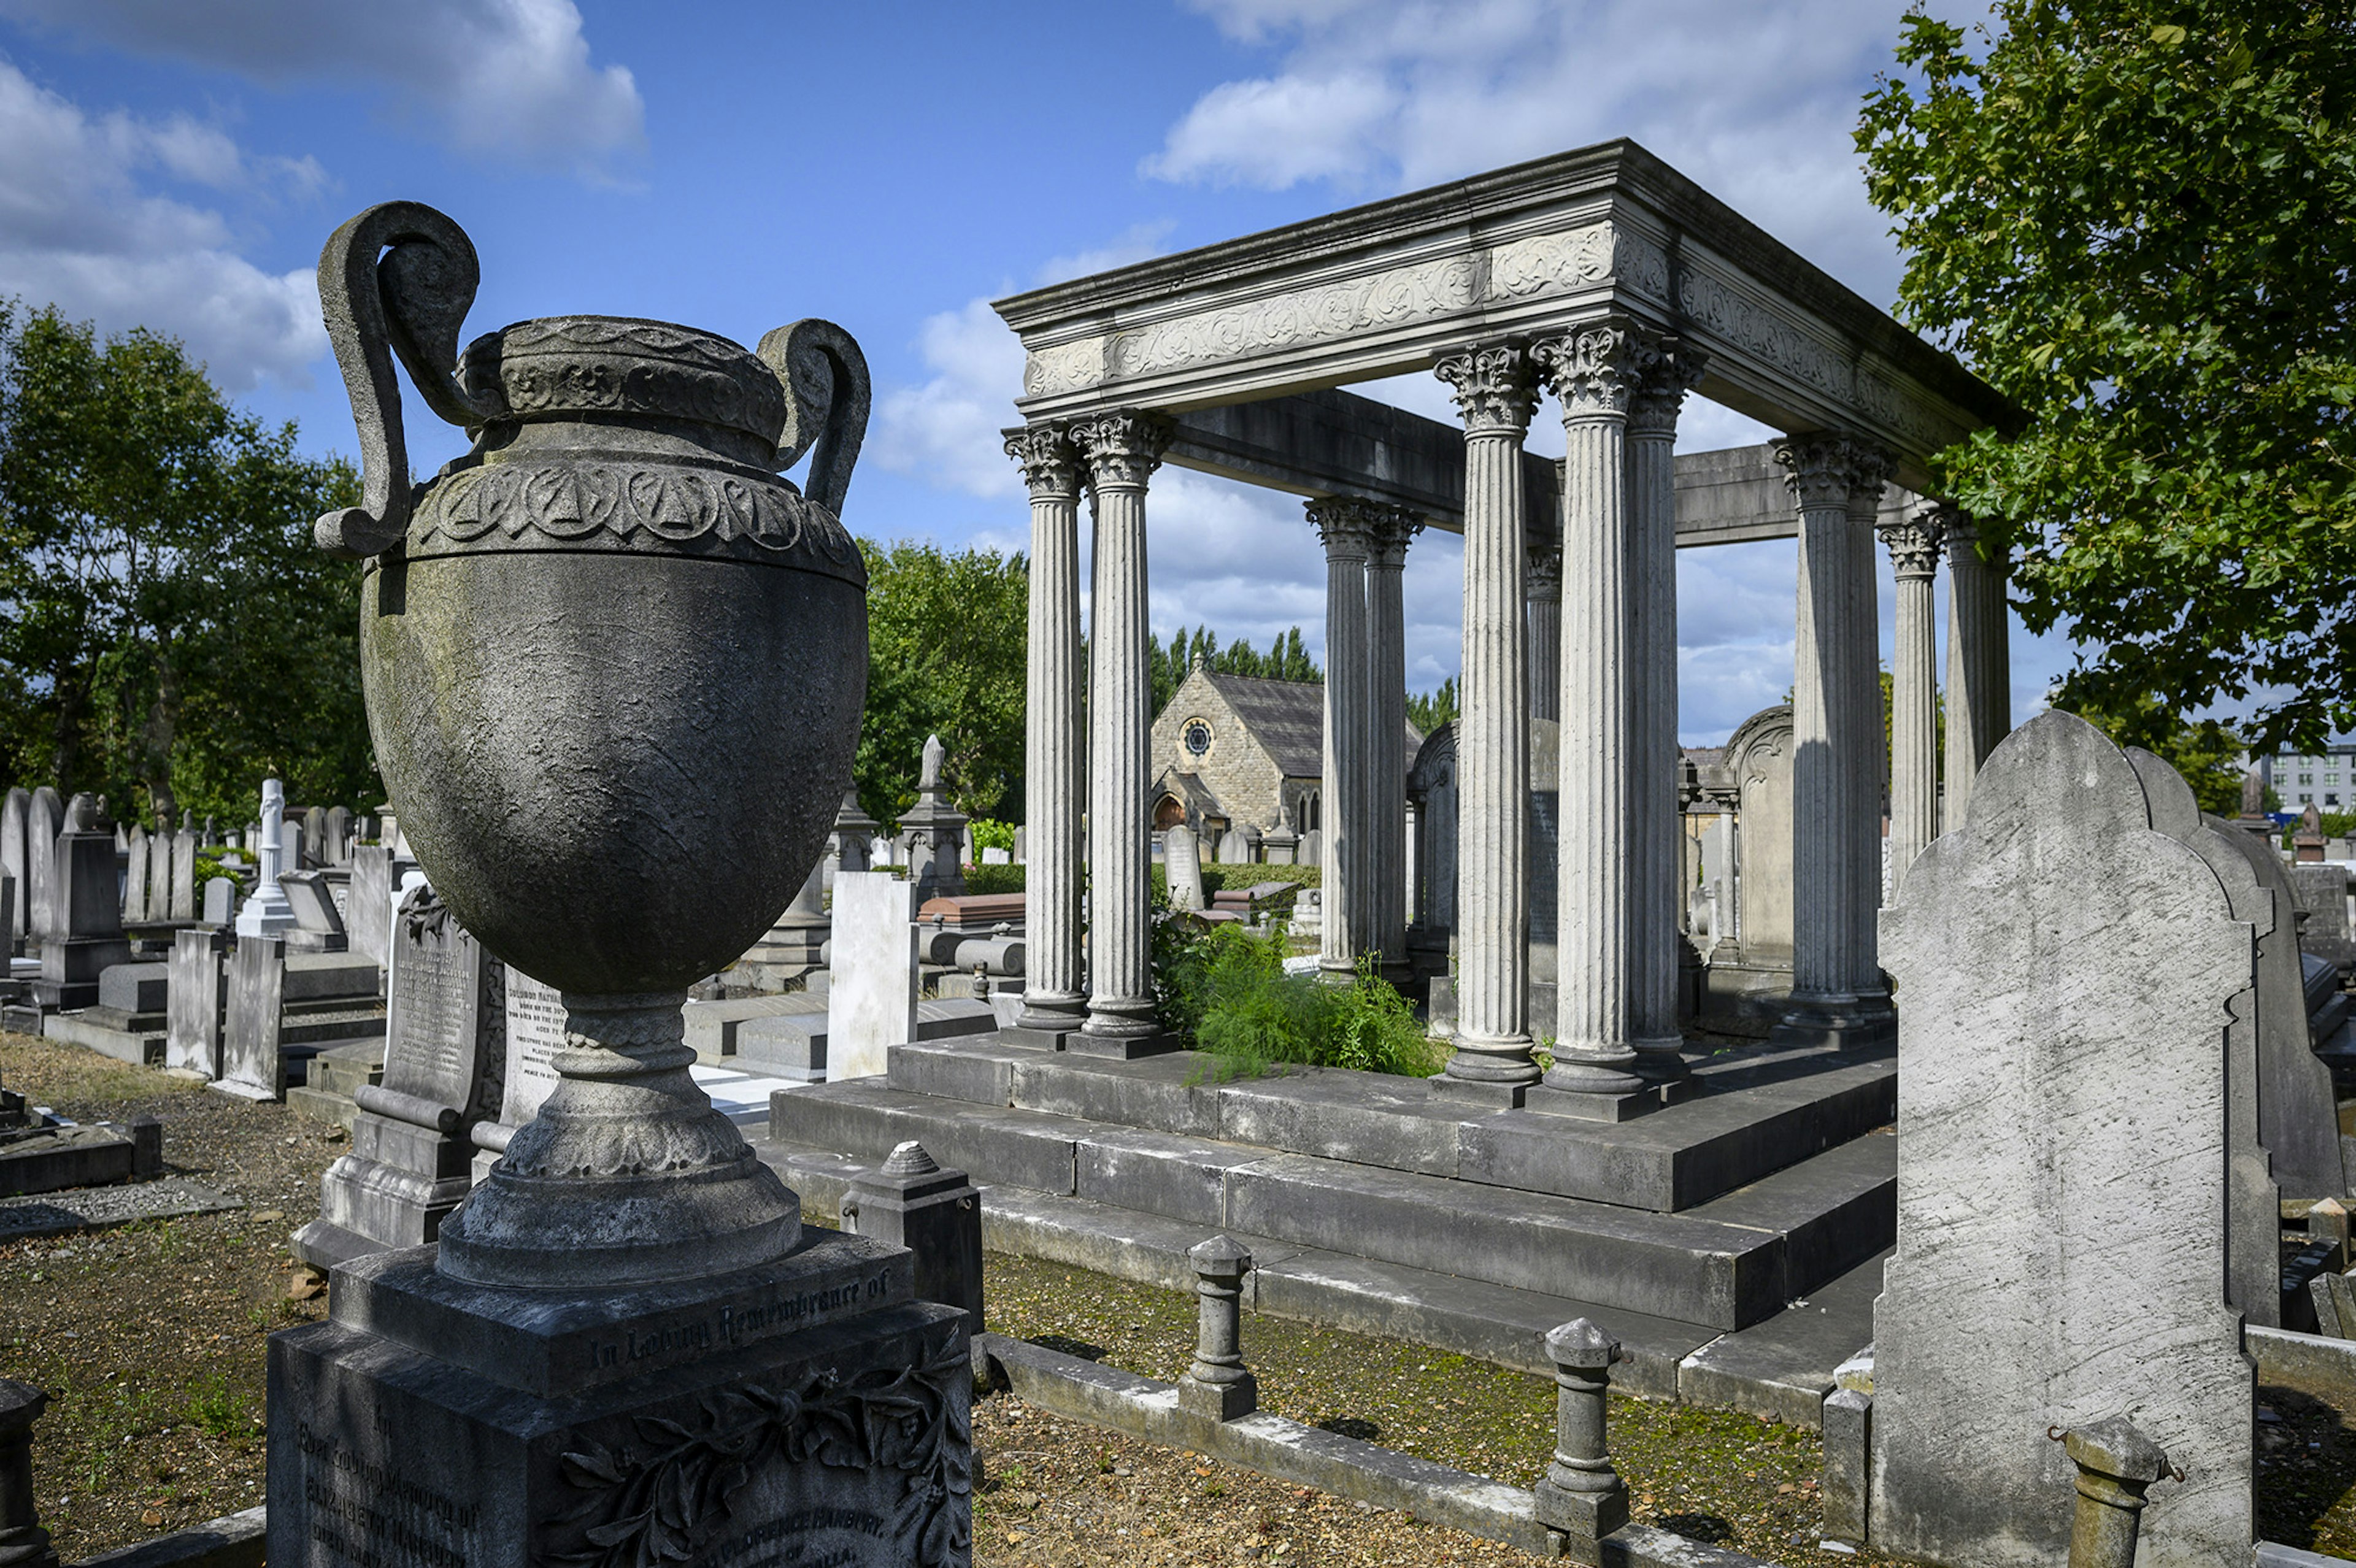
[758,319,870,517]
[314,201,505,559]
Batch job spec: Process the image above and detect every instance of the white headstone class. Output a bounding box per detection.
[826,872,918,1082]
[1164,824,1204,912]
[499,966,567,1127]
[123,828,152,921]
[202,876,235,928]
[981,847,1009,866]
[1872,712,2252,1568]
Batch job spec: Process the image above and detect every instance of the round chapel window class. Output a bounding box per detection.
[1184,720,1212,757]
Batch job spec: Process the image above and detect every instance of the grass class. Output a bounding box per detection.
[1153,921,1441,1081]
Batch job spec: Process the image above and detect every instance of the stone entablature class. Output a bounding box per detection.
[997,140,2010,491]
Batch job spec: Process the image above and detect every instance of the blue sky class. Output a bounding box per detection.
[0,0,2066,744]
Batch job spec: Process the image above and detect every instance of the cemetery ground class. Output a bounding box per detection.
[6,1031,2356,1567]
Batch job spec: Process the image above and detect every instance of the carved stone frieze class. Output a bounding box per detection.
[1532,321,1642,420]
[1072,410,1174,490]
[407,455,865,582]
[1003,422,1081,499]
[1434,343,1539,436]
[459,318,790,444]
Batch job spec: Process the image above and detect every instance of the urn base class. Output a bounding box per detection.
[268,1231,972,1568]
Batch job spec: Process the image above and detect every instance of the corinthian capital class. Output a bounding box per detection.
[1878,505,1947,580]
[1434,343,1539,437]
[1526,542,1562,602]
[1628,336,1708,439]
[1531,319,1642,421]
[1072,409,1174,490]
[1305,496,1384,560]
[1003,422,1080,499]
[1366,504,1425,569]
[1775,434,1888,510]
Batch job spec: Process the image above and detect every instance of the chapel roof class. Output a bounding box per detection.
[1201,671,1422,782]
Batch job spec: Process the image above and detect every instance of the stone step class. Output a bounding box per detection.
[764,1080,1892,1330]
[751,1136,1879,1430]
[883,1034,1893,1214]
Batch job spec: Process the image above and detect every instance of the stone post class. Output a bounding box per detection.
[0,1382,56,1568]
[1177,1234,1256,1421]
[1434,344,1540,1096]
[1309,497,1376,980]
[1073,411,1173,1051]
[841,1142,985,1343]
[1773,436,1894,1049]
[1942,513,1996,825]
[236,777,296,939]
[1534,321,1646,1104]
[1526,542,1562,723]
[1366,504,1423,978]
[1881,504,1946,897]
[1005,424,1085,1044]
[1626,339,1704,1081]
[1534,1318,1626,1563]
[2062,1419,2172,1568]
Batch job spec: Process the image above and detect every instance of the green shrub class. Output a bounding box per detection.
[968,818,1017,853]
[964,863,1025,896]
[1153,920,1436,1082]
[189,851,240,890]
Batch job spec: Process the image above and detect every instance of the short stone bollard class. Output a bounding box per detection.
[0,1380,58,1568]
[2062,1418,2173,1568]
[1177,1235,1257,1420]
[1534,1318,1627,1565]
[841,1141,985,1337]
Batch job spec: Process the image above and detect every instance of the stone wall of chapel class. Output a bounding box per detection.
[1150,671,1296,835]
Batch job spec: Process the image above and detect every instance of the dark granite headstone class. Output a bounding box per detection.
[295,885,505,1269]
[166,927,230,1078]
[35,797,132,1008]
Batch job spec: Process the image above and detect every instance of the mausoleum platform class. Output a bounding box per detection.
[756,1031,1894,1428]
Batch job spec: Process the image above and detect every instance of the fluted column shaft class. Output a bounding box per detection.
[1007,424,1086,1033]
[1526,545,1562,723]
[1538,323,1644,1093]
[1881,505,1945,897]
[1843,455,1892,998]
[1311,499,1376,977]
[1942,515,1993,828]
[1776,436,1892,1029]
[1436,345,1539,1085]
[1626,340,1704,1072]
[1367,507,1422,976]
[1075,412,1172,1041]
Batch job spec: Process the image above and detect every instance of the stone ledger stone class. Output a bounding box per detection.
[1872,712,2252,1568]
[269,1233,970,1568]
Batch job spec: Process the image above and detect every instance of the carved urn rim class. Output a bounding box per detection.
[458,314,790,445]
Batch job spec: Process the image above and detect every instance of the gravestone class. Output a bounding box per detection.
[23,788,61,942]
[1,788,26,948]
[301,805,327,870]
[123,828,152,922]
[217,937,290,1101]
[201,877,234,928]
[470,965,564,1182]
[2290,863,2356,974]
[1873,712,2252,1568]
[324,806,352,867]
[1012,826,1026,864]
[1165,824,1205,912]
[828,872,918,1082]
[166,927,231,1078]
[1299,829,1322,866]
[2297,804,2327,863]
[34,795,132,1009]
[169,828,198,921]
[1215,824,1256,866]
[346,845,404,969]
[742,858,828,985]
[981,847,1010,866]
[280,870,348,953]
[280,818,302,875]
[296,883,504,1268]
[2205,813,2347,1199]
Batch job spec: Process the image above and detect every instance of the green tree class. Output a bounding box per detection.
[1407,677,1458,734]
[1149,624,1320,714]
[855,539,1027,829]
[1857,4,2356,751]
[0,302,373,826]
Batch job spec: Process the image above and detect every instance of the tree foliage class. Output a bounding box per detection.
[855,538,1027,829]
[1858,2,2356,750]
[2064,690,2253,815]
[1150,624,1320,715]
[0,302,374,828]
[1407,677,1458,735]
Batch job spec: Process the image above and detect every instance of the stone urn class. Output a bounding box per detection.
[315,202,869,1288]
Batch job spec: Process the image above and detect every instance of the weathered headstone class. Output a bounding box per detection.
[201,877,234,928]
[1164,824,1205,912]
[23,788,60,942]
[301,805,327,870]
[1873,712,2252,1568]
[323,805,352,867]
[165,927,230,1078]
[828,872,918,1081]
[346,845,403,969]
[2297,803,2328,863]
[472,966,566,1182]
[901,734,968,902]
[122,828,152,922]
[2290,863,2356,974]
[33,795,132,1009]
[279,870,348,953]
[0,788,26,948]
[1299,828,1322,866]
[169,829,198,921]
[216,936,289,1102]
[296,884,505,1267]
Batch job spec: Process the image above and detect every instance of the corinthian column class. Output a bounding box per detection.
[1626,337,1705,1080]
[1941,514,2010,829]
[1366,504,1423,979]
[1526,543,1562,723]
[1844,445,1893,1005]
[1533,321,1647,1105]
[1309,498,1376,978]
[1004,422,1085,1043]
[1433,344,1540,1097]
[1073,410,1174,1054]
[1880,504,1945,896]
[1773,435,1893,1048]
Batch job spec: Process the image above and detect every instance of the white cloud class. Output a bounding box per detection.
[1147,0,1911,302]
[1036,221,1178,288]
[0,0,643,178]
[870,298,1029,499]
[0,60,322,389]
